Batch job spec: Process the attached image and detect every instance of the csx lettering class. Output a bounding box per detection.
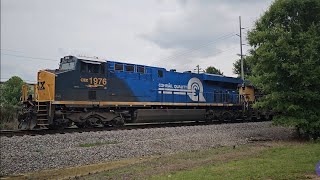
[80,78,89,82]
[38,81,45,90]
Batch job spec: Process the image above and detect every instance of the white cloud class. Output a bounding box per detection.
[1,0,273,82]
[142,0,273,73]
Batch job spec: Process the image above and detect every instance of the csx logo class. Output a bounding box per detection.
[38,81,45,90]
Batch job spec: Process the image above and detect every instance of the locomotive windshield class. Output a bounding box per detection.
[59,56,76,70]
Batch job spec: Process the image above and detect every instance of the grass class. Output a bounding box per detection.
[78,141,119,147]
[0,120,19,130]
[84,141,320,180]
[82,148,229,180]
[2,157,154,180]
[84,144,268,179]
[151,142,320,180]
[4,141,319,180]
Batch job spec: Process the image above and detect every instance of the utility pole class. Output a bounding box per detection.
[239,16,245,81]
[194,65,201,74]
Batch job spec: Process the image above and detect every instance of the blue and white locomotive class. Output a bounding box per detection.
[19,55,259,129]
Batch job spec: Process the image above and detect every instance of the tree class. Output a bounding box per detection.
[246,0,320,138]
[232,57,252,78]
[205,66,223,75]
[0,76,24,129]
[0,76,24,105]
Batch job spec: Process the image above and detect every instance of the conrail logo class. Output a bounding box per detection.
[188,77,206,102]
[158,77,206,102]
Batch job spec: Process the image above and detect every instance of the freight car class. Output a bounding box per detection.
[18,55,267,129]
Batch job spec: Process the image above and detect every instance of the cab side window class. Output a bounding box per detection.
[88,64,99,73]
[158,70,163,78]
[101,65,105,74]
[81,62,87,73]
[137,66,145,74]
[126,65,134,72]
[80,61,104,74]
[115,64,124,71]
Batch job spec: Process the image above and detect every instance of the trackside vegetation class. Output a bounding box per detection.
[72,142,320,180]
[244,0,320,139]
[4,141,318,179]
[0,76,25,129]
[151,143,320,180]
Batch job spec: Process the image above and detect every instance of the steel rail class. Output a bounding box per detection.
[0,120,266,138]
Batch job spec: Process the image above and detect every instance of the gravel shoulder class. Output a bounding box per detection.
[0,122,295,176]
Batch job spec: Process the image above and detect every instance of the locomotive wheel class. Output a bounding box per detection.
[83,117,103,128]
[246,113,253,122]
[48,124,62,130]
[205,115,214,123]
[205,110,214,123]
[111,117,125,127]
[75,122,95,128]
[48,118,72,129]
[219,111,233,123]
[75,118,104,128]
[75,122,86,128]
[233,111,242,122]
[217,114,225,123]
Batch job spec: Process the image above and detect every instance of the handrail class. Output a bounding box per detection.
[46,84,52,117]
[34,84,39,101]
[46,84,52,101]
[156,89,240,104]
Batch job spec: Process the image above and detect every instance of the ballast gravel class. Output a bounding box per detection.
[0,122,295,175]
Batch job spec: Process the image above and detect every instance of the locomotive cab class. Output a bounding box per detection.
[59,56,77,71]
[239,84,255,103]
[59,55,106,74]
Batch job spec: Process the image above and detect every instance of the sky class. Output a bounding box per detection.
[1,0,273,83]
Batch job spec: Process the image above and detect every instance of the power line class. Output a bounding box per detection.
[153,33,236,64]
[1,53,58,61]
[0,48,25,53]
[1,77,36,81]
[152,32,237,65]
[199,54,239,71]
[179,46,239,68]
[0,78,36,84]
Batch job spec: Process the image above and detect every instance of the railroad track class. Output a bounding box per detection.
[0,120,266,137]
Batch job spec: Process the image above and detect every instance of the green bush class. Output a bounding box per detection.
[246,0,320,139]
[0,76,24,129]
[0,104,20,129]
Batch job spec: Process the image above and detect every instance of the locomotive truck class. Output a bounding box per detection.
[18,55,266,129]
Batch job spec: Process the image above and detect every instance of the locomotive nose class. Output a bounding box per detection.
[37,70,56,101]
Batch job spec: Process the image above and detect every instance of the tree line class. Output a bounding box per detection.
[241,0,320,139]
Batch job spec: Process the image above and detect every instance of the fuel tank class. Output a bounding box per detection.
[135,109,206,123]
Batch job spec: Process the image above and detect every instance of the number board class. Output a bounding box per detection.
[80,77,107,88]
